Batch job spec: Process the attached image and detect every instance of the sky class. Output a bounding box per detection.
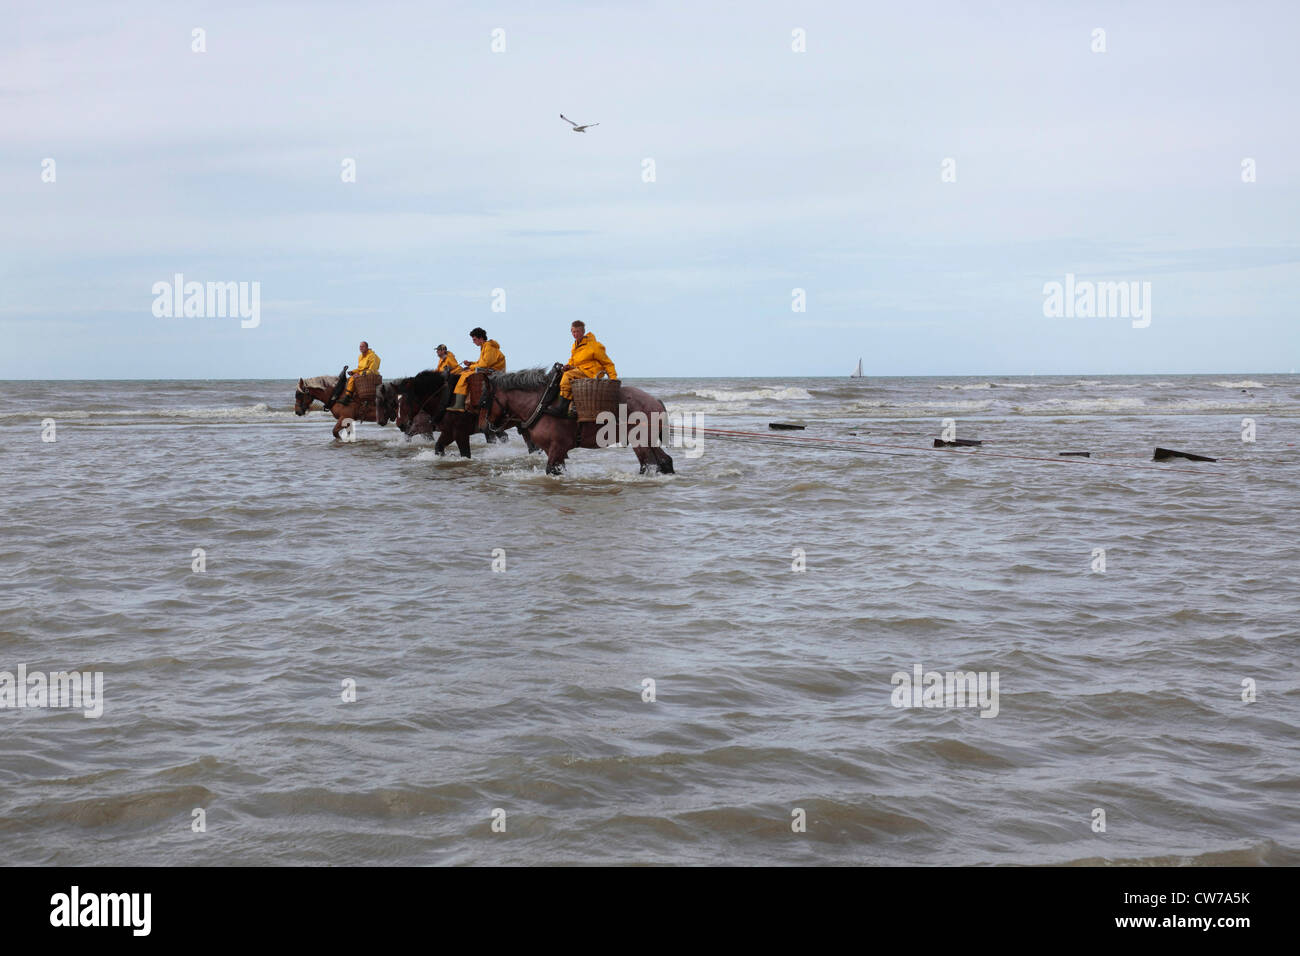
[3,0,1299,379]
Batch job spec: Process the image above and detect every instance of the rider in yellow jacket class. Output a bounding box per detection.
[449,328,506,411]
[546,321,616,417]
[337,341,380,404]
[434,344,459,375]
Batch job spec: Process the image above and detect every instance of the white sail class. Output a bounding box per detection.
[850,358,863,378]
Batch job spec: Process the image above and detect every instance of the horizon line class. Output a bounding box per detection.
[3,371,1294,383]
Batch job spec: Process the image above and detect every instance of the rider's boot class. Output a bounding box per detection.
[543,396,571,417]
[448,393,466,412]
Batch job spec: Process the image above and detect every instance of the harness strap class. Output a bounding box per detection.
[521,364,565,430]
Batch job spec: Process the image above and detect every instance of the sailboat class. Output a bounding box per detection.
[850,358,863,378]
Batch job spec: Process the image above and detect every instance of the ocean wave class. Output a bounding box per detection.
[2,403,314,424]
[937,380,1115,391]
[1009,397,1278,415]
[1213,380,1266,389]
[851,399,995,411]
[1016,397,1147,413]
[690,386,812,402]
[665,401,755,416]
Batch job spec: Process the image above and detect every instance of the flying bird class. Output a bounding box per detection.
[560,114,599,132]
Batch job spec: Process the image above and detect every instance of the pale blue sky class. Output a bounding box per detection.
[3,0,1298,379]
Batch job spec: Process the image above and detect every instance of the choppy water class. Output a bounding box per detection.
[2,374,1298,865]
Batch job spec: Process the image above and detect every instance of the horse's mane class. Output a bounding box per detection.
[299,374,339,391]
[406,368,446,398]
[491,367,551,391]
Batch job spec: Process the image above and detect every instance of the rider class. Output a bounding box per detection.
[434,343,459,375]
[545,320,617,417]
[332,341,380,407]
[448,328,506,411]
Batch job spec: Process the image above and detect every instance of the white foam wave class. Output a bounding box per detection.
[26,403,306,422]
[852,399,995,411]
[690,386,813,402]
[1018,397,1147,413]
[1213,380,1265,389]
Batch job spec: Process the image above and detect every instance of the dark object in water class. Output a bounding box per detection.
[1059,451,1091,457]
[769,422,805,430]
[933,439,982,447]
[1153,447,1217,462]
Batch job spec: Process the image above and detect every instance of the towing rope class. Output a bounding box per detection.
[671,426,1237,476]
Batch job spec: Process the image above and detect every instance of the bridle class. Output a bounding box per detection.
[476,373,517,432]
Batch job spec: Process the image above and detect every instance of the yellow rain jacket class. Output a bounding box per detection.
[435,351,459,374]
[453,339,506,395]
[354,350,381,376]
[471,339,506,373]
[568,333,616,380]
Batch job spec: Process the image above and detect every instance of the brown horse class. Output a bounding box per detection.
[392,369,520,457]
[293,374,339,415]
[295,370,383,439]
[378,374,433,433]
[466,366,674,475]
[394,370,457,448]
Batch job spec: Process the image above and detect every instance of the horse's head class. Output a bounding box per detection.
[465,372,495,430]
[294,379,312,416]
[395,388,416,433]
[375,381,397,426]
[395,370,453,434]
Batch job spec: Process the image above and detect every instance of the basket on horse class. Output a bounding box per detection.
[570,377,622,423]
[351,372,382,404]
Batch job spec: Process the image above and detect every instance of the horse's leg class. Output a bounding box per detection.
[457,419,472,458]
[546,432,576,475]
[633,446,653,475]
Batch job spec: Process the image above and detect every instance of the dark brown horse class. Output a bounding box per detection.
[295,369,383,439]
[378,374,433,433]
[393,370,520,457]
[466,367,674,475]
[394,370,458,449]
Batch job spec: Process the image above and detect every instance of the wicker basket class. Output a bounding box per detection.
[571,377,622,423]
[352,372,382,403]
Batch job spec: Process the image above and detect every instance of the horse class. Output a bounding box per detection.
[378,374,433,433]
[392,370,526,457]
[293,374,340,415]
[295,368,383,439]
[394,369,458,448]
[466,366,674,475]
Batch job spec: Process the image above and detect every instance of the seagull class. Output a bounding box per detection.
[560,114,599,132]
